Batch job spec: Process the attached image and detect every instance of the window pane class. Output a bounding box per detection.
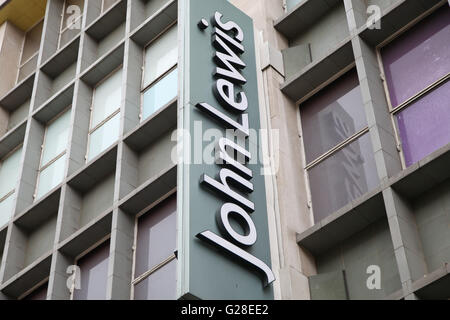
[135,194,176,278]
[88,113,120,161]
[59,24,81,49]
[301,70,367,163]
[17,54,38,83]
[91,69,122,128]
[143,25,177,87]
[73,240,110,300]
[62,0,84,29]
[102,0,117,12]
[308,134,379,223]
[142,68,177,121]
[396,80,450,167]
[0,148,22,199]
[381,5,450,107]
[21,20,43,64]
[41,110,71,165]
[134,259,176,300]
[36,154,66,199]
[0,193,15,228]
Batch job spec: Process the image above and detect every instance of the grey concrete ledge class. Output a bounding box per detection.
[123,97,177,151]
[0,120,27,159]
[274,0,341,40]
[129,0,177,48]
[0,74,35,110]
[67,143,118,192]
[0,252,52,299]
[280,38,353,102]
[40,37,80,79]
[297,185,385,255]
[413,264,450,299]
[119,164,176,215]
[32,84,74,123]
[358,0,445,47]
[85,0,127,41]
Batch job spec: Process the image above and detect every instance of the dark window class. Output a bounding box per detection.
[73,239,110,300]
[381,5,450,167]
[300,69,378,223]
[133,194,177,300]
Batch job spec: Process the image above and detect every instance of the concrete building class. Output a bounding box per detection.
[0,0,448,300]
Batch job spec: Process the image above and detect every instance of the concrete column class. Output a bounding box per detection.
[383,188,427,299]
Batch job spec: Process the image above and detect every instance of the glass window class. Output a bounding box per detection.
[301,70,367,163]
[381,5,450,108]
[21,20,43,64]
[381,5,450,167]
[396,80,450,167]
[142,68,177,120]
[87,69,122,161]
[308,134,379,223]
[0,147,22,228]
[91,69,122,128]
[143,25,178,87]
[36,154,67,199]
[88,112,120,161]
[36,109,71,199]
[0,147,22,199]
[300,69,378,222]
[18,20,43,83]
[133,259,177,300]
[73,240,110,300]
[141,25,178,121]
[59,0,84,49]
[102,0,118,13]
[0,193,15,228]
[133,194,177,300]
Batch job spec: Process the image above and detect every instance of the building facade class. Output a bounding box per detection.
[0,0,448,300]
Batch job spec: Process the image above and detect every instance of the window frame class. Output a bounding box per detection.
[86,65,123,162]
[16,18,44,85]
[375,2,450,169]
[69,235,111,300]
[58,0,84,50]
[130,188,177,300]
[140,22,178,122]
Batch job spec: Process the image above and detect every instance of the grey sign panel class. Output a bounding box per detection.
[177,0,274,300]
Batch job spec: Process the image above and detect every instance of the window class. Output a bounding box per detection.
[59,0,84,49]
[300,69,378,223]
[17,20,43,83]
[35,109,71,200]
[132,194,177,300]
[101,0,118,13]
[141,25,178,121]
[87,68,122,161]
[380,5,450,167]
[72,239,110,300]
[0,147,22,228]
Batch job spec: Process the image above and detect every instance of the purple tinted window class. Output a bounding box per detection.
[73,240,110,300]
[301,69,367,163]
[381,5,450,107]
[135,194,176,278]
[134,259,176,300]
[23,283,48,300]
[308,133,379,223]
[397,80,450,167]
